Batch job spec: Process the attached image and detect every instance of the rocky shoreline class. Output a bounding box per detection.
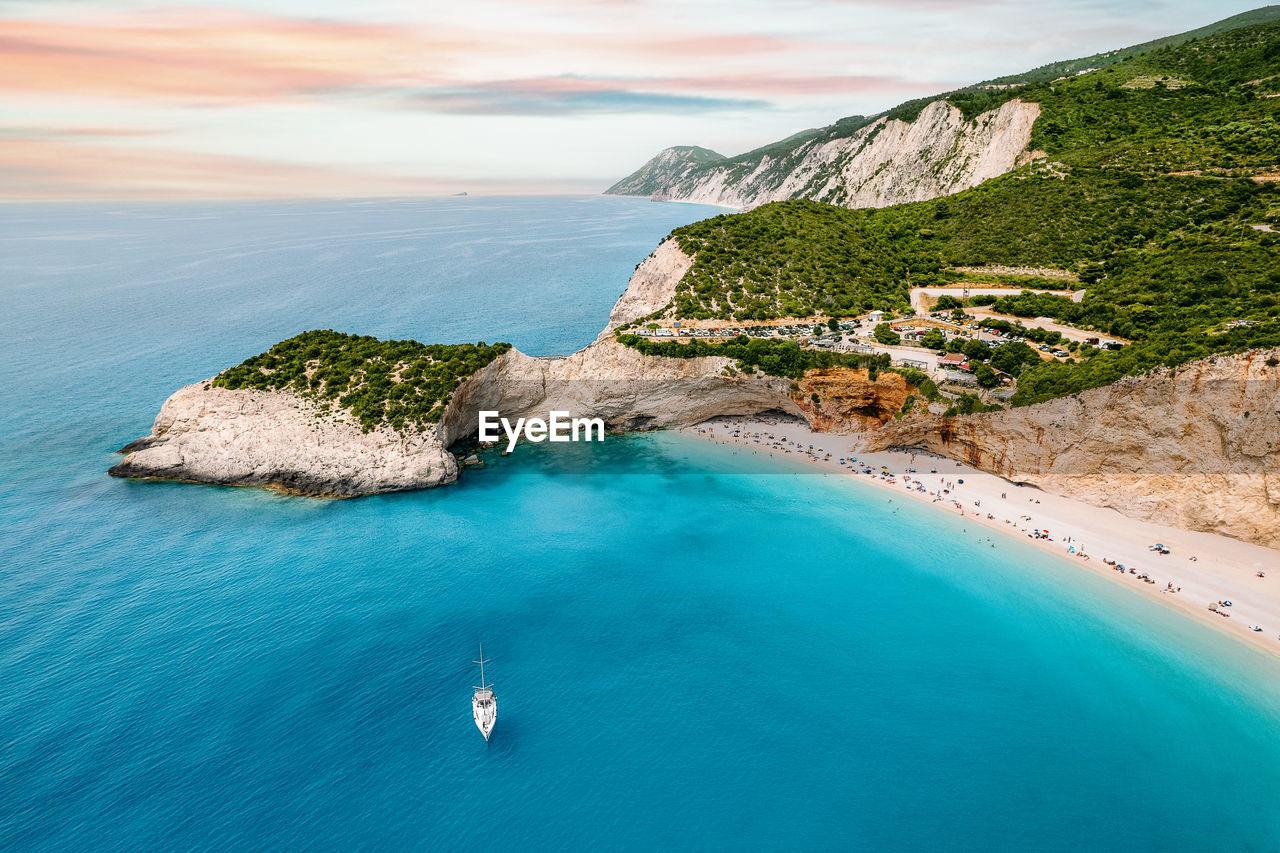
[108,380,461,497]
[110,242,814,496]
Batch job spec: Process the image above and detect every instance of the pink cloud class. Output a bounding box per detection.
[0,7,895,105]
[0,135,590,199]
[0,8,469,102]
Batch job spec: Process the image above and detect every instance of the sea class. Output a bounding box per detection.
[2,196,1279,852]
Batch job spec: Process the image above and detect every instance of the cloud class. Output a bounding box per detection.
[0,7,904,106]
[0,134,570,199]
[406,78,770,115]
[637,73,960,96]
[396,71,951,115]
[0,9,468,103]
[0,124,165,139]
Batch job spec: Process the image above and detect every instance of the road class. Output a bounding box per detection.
[967,308,1127,346]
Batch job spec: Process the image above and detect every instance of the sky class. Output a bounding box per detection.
[0,0,1264,198]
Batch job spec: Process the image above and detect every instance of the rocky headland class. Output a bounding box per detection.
[606,99,1041,210]
[111,239,830,496]
[113,235,1280,550]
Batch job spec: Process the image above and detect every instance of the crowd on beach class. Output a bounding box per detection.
[691,415,1276,642]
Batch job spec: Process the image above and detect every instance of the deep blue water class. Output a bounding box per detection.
[3,196,1280,852]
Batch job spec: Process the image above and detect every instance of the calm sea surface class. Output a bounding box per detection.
[2,196,1279,851]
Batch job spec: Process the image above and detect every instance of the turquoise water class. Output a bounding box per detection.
[3,197,1280,851]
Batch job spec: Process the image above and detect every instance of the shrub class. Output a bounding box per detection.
[874,323,901,345]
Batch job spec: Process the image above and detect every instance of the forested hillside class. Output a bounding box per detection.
[617,21,1280,407]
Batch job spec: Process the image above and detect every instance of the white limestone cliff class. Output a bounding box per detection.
[616,99,1041,211]
[600,239,694,337]
[109,380,460,496]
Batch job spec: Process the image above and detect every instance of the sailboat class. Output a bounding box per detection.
[471,644,497,742]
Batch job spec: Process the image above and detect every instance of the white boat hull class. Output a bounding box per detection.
[472,688,496,741]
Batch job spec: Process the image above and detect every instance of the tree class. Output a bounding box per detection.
[943,393,999,417]
[974,364,999,388]
[813,325,823,336]
[951,308,966,322]
[827,317,840,332]
[990,341,1038,376]
[962,339,992,361]
[923,327,946,350]
[1129,305,1159,328]
[934,294,963,310]
[1079,263,1105,284]
[874,323,901,345]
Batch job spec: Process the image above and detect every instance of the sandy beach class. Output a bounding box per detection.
[687,415,1280,658]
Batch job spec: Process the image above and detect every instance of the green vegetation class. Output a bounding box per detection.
[989,342,1042,377]
[616,333,943,402]
[892,367,942,401]
[665,173,1278,325]
[212,330,511,433]
[616,333,890,379]
[873,323,901,345]
[666,201,917,319]
[652,169,1280,406]
[988,291,1078,320]
[979,6,1280,87]
[1020,29,1280,174]
[943,394,1004,417]
[979,318,1066,346]
[606,146,727,196]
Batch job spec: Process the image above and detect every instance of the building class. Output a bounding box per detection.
[941,369,977,385]
[938,352,968,369]
[868,310,885,324]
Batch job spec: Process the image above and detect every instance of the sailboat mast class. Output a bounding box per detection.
[479,643,486,689]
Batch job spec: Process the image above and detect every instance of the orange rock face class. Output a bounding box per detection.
[791,367,918,433]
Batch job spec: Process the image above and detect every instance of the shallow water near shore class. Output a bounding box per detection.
[3,197,1280,851]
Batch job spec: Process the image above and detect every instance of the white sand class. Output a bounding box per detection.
[687,415,1280,658]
